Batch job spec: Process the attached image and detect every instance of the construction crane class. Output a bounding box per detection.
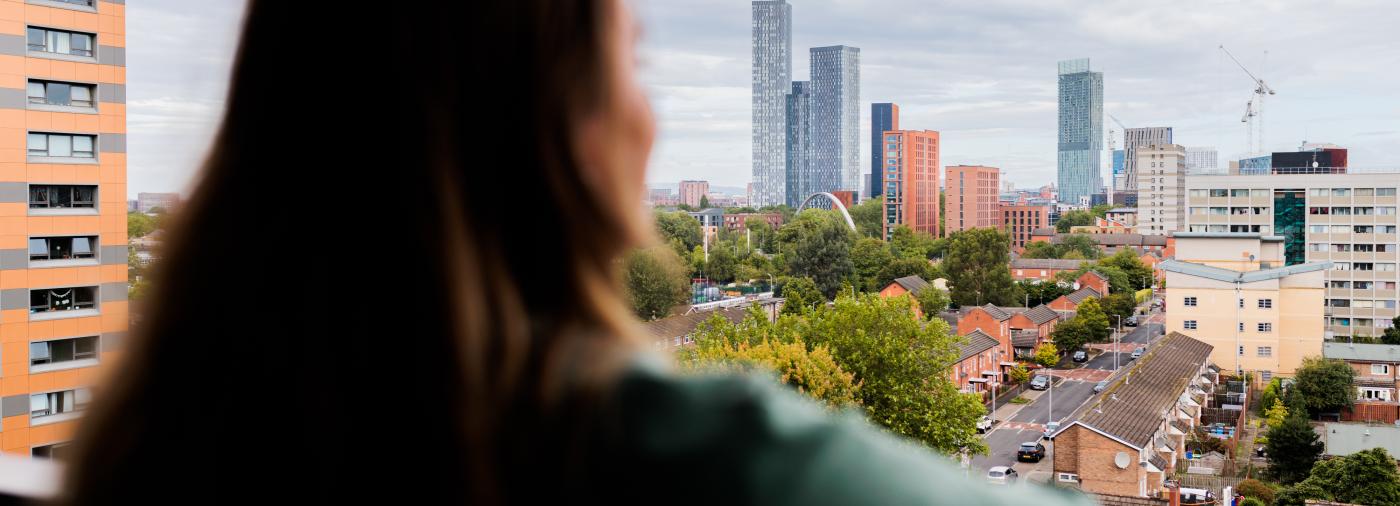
[1107,114,1129,191]
[1220,45,1276,156]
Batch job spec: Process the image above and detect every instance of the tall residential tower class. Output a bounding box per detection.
[750,0,791,207]
[810,45,860,198]
[1121,127,1173,191]
[869,103,898,199]
[882,130,940,239]
[785,81,812,207]
[1056,58,1103,204]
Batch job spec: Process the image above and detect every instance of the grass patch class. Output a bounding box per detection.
[1010,396,1032,404]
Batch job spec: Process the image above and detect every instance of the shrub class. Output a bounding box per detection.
[1239,497,1265,506]
[1236,478,1276,505]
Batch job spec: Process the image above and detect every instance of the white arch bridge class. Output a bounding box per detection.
[795,192,857,232]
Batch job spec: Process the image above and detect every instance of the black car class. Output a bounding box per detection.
[1017,442,1046,462]
[1124,316,1138,327]
[1071,350,1088,363]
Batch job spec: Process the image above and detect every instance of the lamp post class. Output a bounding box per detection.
[1112,315,1123,371]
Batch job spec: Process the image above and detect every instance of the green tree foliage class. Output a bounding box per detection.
[851,237,894,292]
[849,196,884,238]
[128,212,156,239]
[698,195,710,209]
[1278,448,1400,506]
[777,210,856,298]
[1259,378,1283,416]
[1187,427,1228,454]
[1090,204,1113,218]
[1007,365,1030,384]
[1264,398,1289,430]
[1055,209,1095,232]
[1235,479,1276,506]
[705,242,739,283]
[915,287,950,318]
[1018,280,1072,307]
[1274,481,1329,506]
[943,228,1019,307]
[1383,316,1400,345]
[1237,498,1265,506]
[1266,412,1324,484]
[683,332,859,409]
[1293,357,1356,416]
[1051,297,1110,352]
[889,225,937,260]
[1034,343,1060,367]
[1019,240,1059,259]
[1100,293,1138,325]
[777,276,822,316]
[622,246,691,320]
[1061,233,1100,259]
[744,216,779,253]
[1097,248,1155,291]
[655,211,702,254]
[758,204,796,223]
[876,258,934,291]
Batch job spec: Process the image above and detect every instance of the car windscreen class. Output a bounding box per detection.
[988,471,1004,477]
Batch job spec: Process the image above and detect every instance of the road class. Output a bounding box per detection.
[969,314,1165,477]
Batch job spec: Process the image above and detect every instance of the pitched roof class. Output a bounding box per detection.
[1323,342,1400,363]
[1011,258,1089,270]
[1066,287,1101,304]
[1021,304,1060,325]
[892,275,930,294]
[1080,271,1108,282]
[642,307,751,342]
[979,304,1011,321]
[957,330,1001,362]
[1160,260,1333,284]
[1068,332,1214,449]
[1012,330,1040,348]
[1051,233,1167,247]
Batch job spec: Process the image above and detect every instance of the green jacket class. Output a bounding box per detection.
[594,354,1095,505]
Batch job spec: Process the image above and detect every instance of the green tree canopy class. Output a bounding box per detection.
[848,196,884,238]
[777,276,822,316]
[777,210,856,298]
[128,212,156,238]
[1383,316,1400,345]
[1090,204,1113,218]
[1060,233,1101,259]
[1279,448,1400,506]
[1294,357,1356,416]
[1267,412,1324,484]
[698,195,710,208]
[1034,342,1060,367]
[1019,240,1060,259]
[682,330,859,409]
[622,246,691,320]
[1100,293,1137,325]
[1055,209,1095,232]
[1018,280,1072,307]
[655,211,702,253]
[851,237,894,292]
[1098,248,1155,291]
[1051,297,1111,352]
[915,286,950,319]
[876,258,934,293]
[943,228,1019,307]
[889,225,937,260]
[705,241,739,283]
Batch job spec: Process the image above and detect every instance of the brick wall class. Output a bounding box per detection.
[1053,425,1144,497]
[1090,494,1168,506]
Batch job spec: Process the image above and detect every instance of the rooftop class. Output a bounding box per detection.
[1159,259,1332,284]
[1064,332,1214,449]
[957,330,1001,362]
[891,275,930,294]
[1020,305,1060,325]
[977,304,1011,321]
[642,306,753,342]
[1323,342,1400,363]
[1010,258,1088,270]
[1065,287,1100,304]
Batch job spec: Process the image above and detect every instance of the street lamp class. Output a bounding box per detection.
[1112,315,1123,371]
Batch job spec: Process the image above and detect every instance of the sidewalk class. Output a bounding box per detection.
[989,388,1042,422]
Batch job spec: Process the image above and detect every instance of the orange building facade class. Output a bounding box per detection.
[999,203,1051,250]
[0,0,126,460]
[880,130,939,240]
[945,165,999,234]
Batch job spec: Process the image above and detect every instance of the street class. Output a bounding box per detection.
[969,312,1165,479]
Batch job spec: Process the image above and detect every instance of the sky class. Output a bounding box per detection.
[130,1,1400,196]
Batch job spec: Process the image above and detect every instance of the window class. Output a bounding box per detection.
[1261,370,1273,381]
[1231,189,1250,197]
[1239,345,1245,356]
[1355,225,1375,233]
[1333,207,1352,215]
[1379,188,1398,197]
[1310,207,1329,215]
[1381,207,1397,216]
[26,80,95,108]
[1330,299,1351,308]
[1355,281,1373,290]
[28,185,96,209]
[31,442,72,460]
[1239,322,1244,332]
[1239,298,1245,308]
[1309,225,1328,233]
[1358,188,1376,197]
[1333,225,1351,233]
[30,336,98,369]
[1356,207,1375,216]
[1360,388,1393,402]
[1257,322,1273,332]
[1184,320,1197,330]
[1373,364,1391,375]
[1334,244,1352,252]
[1355,244,1375,252]
[1183,297,1197,307]
[1334,188,1352,197]
[1380,263,1397,272]
[1258,299,1273,309]
[29,286,97,314]
[28,236,96,261]
[27,132,95,158]
[1334,262,1351,271]
[1209,189,1228,197]
[1058,473,1079,483]
[1257,347,1273,358]
[26,27,93,57]
[1355,263,1375,271]
[1330,280,1352,289]
[30,388,90,420]
[1310,243,1328,252]
[1310,188,1328,197]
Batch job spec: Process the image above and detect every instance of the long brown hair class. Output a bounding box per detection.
[63,1,648,503]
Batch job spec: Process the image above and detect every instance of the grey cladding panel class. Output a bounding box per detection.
[0,183,26,203]
[101,282,127,302]
[0,288,27,310]
[99,133,125,153]
[1,395,27,418]
[101,245,126,264]
[97,45,125,67]
[0,249,24,270]
[97,83,125,103]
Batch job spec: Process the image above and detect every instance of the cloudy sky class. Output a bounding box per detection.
[132,0,1400,196]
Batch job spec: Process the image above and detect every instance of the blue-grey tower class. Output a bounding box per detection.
[810,45,861,199]
[751,0,792,207]
[1056,58,1103,204]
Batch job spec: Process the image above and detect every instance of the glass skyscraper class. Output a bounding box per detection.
[1056,58,1103,204]
[751,0,791,207]
[785,81,812,208]
[810,45,861,199]
[1122,126,1173,191]
[869,103,898,199]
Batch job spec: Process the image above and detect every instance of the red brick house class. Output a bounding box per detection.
[1049,287,1101,313]
[1010,258,1089,282]
[1324,342,1400,423]
[1076,271,1110,296]
[1008,304,1060,358]
[951,329,1003,398]
[957,305,1013,360]
[879,275,933,319]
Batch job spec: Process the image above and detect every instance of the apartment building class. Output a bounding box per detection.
[0,0,127,460]
[1162,233,1328,378]
[1000,203,1050,250]
[881,130,939,239]
[1136,144,1186,236]
[945,165,999,234]
[678,180,709,208]
[1185,172,1400,338]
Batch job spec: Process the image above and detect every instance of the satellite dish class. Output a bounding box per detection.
[1114,452,1131,469]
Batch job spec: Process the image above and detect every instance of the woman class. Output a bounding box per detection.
[63,1,1089,504]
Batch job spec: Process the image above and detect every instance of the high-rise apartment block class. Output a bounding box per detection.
[1121,127,1172,191]
[1186,146,1219,174]
[1137,144,1186,236]
[1185,171,1400,339]
[1056,58,1102,204]
[810,45,860,196]
[678,180,709,208]
[1000,203,1051,250]
[945,165,1000,234]
[869,103,898,199]
[784,81,811,207]
[881,130,939,239]
[750,0,791,207]
[0,0,127,460]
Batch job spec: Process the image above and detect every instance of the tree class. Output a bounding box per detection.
[698,195,710,209]
[1101,293,1137,325]
[1294,357,1355,416]
[1289,448,1400,506]
[1034,343,1059,367]
[1061,233,1100,259]
[1075,297,1112,342]
[942,228,1018,307]
[622,246,691,320]
[1259,377,1283,417]
[1018,280,1071,307]
[1090,204,1113,218]
[777,210,855,298]
[848,196,884,238]
[1050,317,1094,353]
[915,287,949,318]
[683,333,859,409]
[1007,365,1030,384]
[1264,398,1290,430]
[1020,240,1060,259]
[1055,209,1094,232]
[1098,248,1155,291]
[889,225,937,260]
[777,276,821,316]
[851,238,894,292]
[706,242,739,283]
[655,211,702,254]
[1266,413,1324,484]
[1275,481,1329,506]
[1236,479,1276,506]
[1383,316,1400,345]
[128,212,156,238]
[876,258,933,292]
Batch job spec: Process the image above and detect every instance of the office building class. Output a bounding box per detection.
[810,45,860,195]
[945,165,1000,234]
[1186,146,1218,174]
[678,180,709,208]
[135,192,178,214]
[1056,58,1103,204]
[1121,127,1172,191]
[0,0,127,460]
[784,81,811,207]
[1137,144,1186,236]
[1110,149,1124,190]
[1000,203,1051,251]
[869,103,898,199]
[1162,233,1328,378]
[750,0,791,207]
[882,130,939,239]
[1184,171,1400,339]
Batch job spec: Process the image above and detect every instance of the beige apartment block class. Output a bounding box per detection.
[1185,172,1400,339]
[1136,144,1186,236]
[1162,233,1328,378]
[945,165,999,234]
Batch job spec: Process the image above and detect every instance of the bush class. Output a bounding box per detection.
[1239,497,1265,506]
[1236,478,1276,505]
[1007,365,1030,384]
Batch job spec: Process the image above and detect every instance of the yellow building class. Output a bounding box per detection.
[1161,233,1328,380]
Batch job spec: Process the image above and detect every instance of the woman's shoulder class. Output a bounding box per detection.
[597,353,1094,506]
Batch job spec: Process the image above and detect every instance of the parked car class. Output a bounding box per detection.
[1042,421,1060,440]
[1017,442,1046,462]
[976,416,993,433]
[1029,375,1050,390]
[1094,381,1108,393]
[1124,316,1138,327]
[1130,347,1146,359]
[1071,350,1088,363]
[986,466,1018,485]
